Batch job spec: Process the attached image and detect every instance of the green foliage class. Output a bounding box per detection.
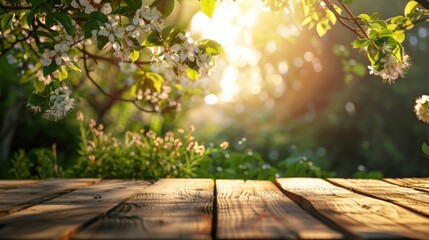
[201,0,216,18]
[352,166,384,179]
[9,148,60,179]
[68,114,212,179]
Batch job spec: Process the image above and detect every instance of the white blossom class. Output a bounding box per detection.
[368,52,411,84]
[415,95,429,123]
[71,0,111,14]
[42,83,75,121]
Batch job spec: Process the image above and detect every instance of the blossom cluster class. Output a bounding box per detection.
[71,0,112,14]
[150,32,216,81]
[42,83,76,121]
[93,5,164,61]
[414,95,429,123]
[367,44,411,84]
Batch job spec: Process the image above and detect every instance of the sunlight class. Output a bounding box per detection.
[191,0,264,103]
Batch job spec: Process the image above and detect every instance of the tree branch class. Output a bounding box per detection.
[321,0,361,36]
[336,0,369,39]
[0,4,31,11]
[415,0,429,10]
[82,46,155,113]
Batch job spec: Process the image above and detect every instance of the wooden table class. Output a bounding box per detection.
[0,178,428,239]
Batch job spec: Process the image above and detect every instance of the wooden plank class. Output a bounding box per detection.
[0,180,150,240]
[0,178,99,217]
[216,179,343,239]
[328,178,429,217]
[73,178,214,240]
[276,178,429,239]
[384,177,429,193]
[0,180,39,191]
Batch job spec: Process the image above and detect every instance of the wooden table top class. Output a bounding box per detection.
[0,177,428,239]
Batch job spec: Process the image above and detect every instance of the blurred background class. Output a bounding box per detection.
[1,0,429,178]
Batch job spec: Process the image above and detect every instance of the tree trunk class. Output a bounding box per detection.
[0,99,23,161]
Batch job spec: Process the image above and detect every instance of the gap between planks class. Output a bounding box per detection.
[0,178,100,217]
[216,179,342,239]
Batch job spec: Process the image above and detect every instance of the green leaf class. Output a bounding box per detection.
[186,68,199,80]
[97,35,109,49]
[145,72,164,92]
[199,39,222,56]
[46,13,74,36]
[161,26,180,42]
[316,22,327,37]
[125,0,142,10]
[36,31,54,40]
[83,19,100,38]
[422,142,429,156]
[55,13,74,36]
[58,65,68,81]
[26,6,40,25]
[42,63,58,76]
[129,50,140,63]
[201,0,216,18]
[342,0,352,4]
[28,92,46,106]
[358,13,371,22]
[145,31,163,46]
[33,79,46,93]
[113,6,134,15]
[378,29,394,37]
[90,11,108,23]
[352,39,370,48]
[394,31,405,43]
[151,0,175,17]
[1,13,13,32]
[404,1,418,17]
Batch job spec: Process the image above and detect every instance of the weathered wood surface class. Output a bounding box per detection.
[276,178,429,239]
[0,180,150,239]
[74,178,214,240]
[0,180,39,191]
[216,179,343,239]
[329,178,429,217]
[0,178,99,217]
[384,177,429,193]
[0,178,429,240]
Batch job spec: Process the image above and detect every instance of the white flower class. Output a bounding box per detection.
[42,83,75,121]
[101,3,112,14]
[415,95,429,123]
[368,52,411,84]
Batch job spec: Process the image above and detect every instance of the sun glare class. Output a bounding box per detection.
[191,0,264,104]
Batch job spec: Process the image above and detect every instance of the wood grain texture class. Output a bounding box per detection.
[0,178,99,217]
[216,179,343,239]
[328,178,429,217]
[0,180,39,191]
[276,178,429,239]
[384,178,429,193]
[74,178,214,240]
[0,180,150,240]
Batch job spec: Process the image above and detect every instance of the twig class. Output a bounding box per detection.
[336,0,369,38]
[321,0,360,36]
[82,46,155,113]
[415,0,429,10]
